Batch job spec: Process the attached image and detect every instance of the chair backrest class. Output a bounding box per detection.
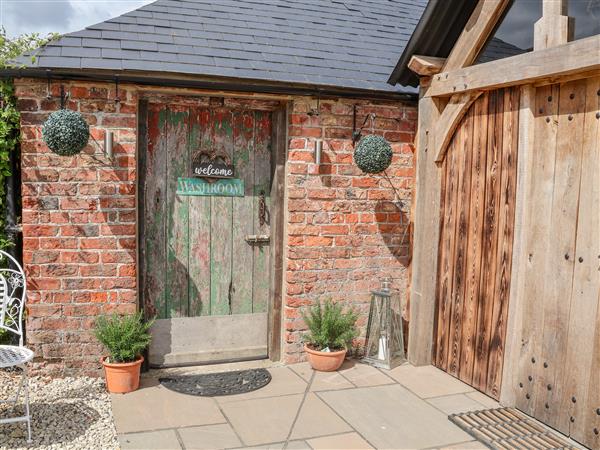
[0,250,27,346]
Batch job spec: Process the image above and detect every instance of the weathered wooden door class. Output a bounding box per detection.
[434,87,520,399]
[509,77,600,449]
[142,101,273,366]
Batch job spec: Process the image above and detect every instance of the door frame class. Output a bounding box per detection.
[136,95,288,365]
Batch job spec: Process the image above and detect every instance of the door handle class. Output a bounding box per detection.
[245,235,270,245]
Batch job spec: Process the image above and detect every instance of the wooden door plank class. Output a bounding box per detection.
[486,87,520,398]
[447,107,474,377]
[165,106,191,318]
[252,110,272,313]
[561,77,600,444]
[144,104,168,319]
[210,108,234,316]
[533,79,586,431]
[500,84,536,407]
[188,107,212,316]
[515,84,559,415]
[459,93,489,384]
[231,110,255,314]
[435,134,460,369]
[473,89,503,394]
[583,294,600,448]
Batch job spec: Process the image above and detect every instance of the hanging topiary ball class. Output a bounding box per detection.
[42,109,89,156]
[353,134,393,174]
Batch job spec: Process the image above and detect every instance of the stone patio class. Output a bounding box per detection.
[111,360,501,450]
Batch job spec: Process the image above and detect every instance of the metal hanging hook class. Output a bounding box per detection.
[114,75,121,104]
[45,70,51,100]
[59,85,69,109]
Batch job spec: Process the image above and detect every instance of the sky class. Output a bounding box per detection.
[0,0,153,37]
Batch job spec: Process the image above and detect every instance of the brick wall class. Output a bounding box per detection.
[282,98,416,363]
[14,77,416,375]
[16,78,138,376]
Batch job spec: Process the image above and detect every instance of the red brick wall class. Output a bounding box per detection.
[14,77,416,375]
[283,98,416,363]
[16,78,138,376]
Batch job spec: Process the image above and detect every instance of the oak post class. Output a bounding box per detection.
[408,85,443,366]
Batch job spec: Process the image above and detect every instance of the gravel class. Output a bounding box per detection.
[0,369,118,450]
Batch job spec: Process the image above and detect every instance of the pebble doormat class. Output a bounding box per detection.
[159,368,272,397]
[449,407,578,449]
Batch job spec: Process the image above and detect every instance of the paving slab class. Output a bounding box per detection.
[216,367,307,404]
[220,394,302,445]
[337,361,396,387]
[290,393,352,440]
[178,423,242,449]
[236,441,309,450]
[119,429,181,450]
[289,362,355,391]
[440,440,489,449]
[307,432,374,449]
[387,364,474,398]
[111,378,225,434]
[427,393,488,415]
[465,391,500,409]
[318,384,471,449]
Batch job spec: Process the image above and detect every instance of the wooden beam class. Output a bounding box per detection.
[434,91,482,163]
[409,55,446,76]
[534,0,573,51]
[407,90,443,366]
[543,0,568,16]
[427,34,600,98]
[443,0,512,71]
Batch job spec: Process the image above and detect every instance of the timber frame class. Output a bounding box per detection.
[408,0,594,378]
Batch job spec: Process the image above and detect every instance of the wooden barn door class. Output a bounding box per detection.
[510,77,600,449]
[434,87,520,399]
[141,101,273,366]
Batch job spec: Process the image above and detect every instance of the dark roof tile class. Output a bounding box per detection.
[19,0,425,93]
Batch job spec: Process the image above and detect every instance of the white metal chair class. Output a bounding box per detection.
[0,250,33,443]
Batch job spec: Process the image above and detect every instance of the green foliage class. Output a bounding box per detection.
[0,327,11,344]
[94,312,154,363]
[0,28,59,68]
[353,134,393,174]
[301,299,358,351]
[42,109,89,156]
[0,79,19,251]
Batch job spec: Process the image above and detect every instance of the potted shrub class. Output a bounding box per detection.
[302,299,358,372]
[94,312,153,394]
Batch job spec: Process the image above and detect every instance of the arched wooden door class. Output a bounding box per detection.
[433,87,520,400]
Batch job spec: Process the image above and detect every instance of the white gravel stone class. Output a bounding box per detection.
[0,369,118,450]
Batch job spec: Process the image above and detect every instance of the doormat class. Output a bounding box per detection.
[449,407,577,449]
[159,368,271,397]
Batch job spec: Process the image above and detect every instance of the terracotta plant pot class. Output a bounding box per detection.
[304,344,347,372]
[101,356,144,394]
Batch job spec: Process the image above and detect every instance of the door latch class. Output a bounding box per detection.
[245,235,270,245]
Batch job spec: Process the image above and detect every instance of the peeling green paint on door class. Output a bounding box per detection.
[143,104,272,321]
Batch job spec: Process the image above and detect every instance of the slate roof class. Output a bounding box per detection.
[18,0,426,94]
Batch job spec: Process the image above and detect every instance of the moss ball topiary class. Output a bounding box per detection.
[353,134,393,174]
[42,109,90,156]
